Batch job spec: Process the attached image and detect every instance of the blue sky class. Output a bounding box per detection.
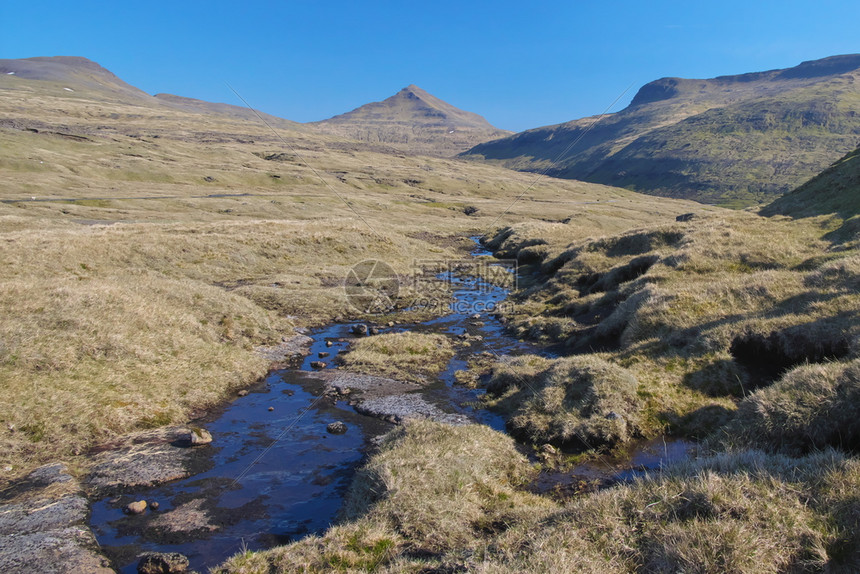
[2,1,858,131]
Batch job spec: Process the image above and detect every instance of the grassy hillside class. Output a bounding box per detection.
[762,144,860,228]
[463,54,860,207]
[0,57,699,478]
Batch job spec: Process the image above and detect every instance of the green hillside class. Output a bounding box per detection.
[463,55,860,207]
[762,145,860,221]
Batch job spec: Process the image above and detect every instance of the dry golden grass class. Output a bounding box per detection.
[484,355,641,448]
[0,219,465,474]
[215,422,860,573]
[336,332,455,383]
[486,448,860,574]
[486,209,860,439]
[719,358,860,455]
[0,74,702,480]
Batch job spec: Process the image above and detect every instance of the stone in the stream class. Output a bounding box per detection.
[325,340,333,347]
[188,427,212,446]
[310,361,327,369]
[369,326,379,335]
[137,551,190,574]
[326,421,348,435]
[351,324,368,336]
[150,501,160,510]
[470,313,481,319]
[388,321,395,327]
[268,406,275,412]
[318,351,330,358]
[125,500,148,515]
[237,389,249,397]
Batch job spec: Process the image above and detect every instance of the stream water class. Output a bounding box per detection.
[89,238,693,573]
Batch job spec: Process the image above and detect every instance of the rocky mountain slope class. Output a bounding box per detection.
[311,84,511,156]
[463,54,860,206]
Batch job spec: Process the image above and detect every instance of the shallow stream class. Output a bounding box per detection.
[90,238,693,573]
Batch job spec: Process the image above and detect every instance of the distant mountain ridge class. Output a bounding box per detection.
[463,54,860,206]
[311,85,511,156]
[0,56,302,132]
[0,56,154,102]
[0,57,507,157]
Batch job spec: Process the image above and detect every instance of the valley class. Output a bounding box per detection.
[1,55,859,573]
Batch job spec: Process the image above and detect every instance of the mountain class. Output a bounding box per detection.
[0,56,155,103]
[463,55,860,207]
[310,85,511,156]
[0,56,301,132]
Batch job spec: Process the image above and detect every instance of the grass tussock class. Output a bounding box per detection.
[214,421,552,573]
[487,448,860,574]
[485,355,641,449]
[216,423,860,573]
[486,209,860,440]
[719,359,860,455]
[336,332,455,383]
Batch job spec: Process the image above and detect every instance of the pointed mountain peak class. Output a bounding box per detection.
[312,85,511,156]
[399,84,428,97]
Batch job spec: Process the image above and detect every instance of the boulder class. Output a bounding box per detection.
[326,421,348,435]
[125,500,147,515]
[188,427,212,446]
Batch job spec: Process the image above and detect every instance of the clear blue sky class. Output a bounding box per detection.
[2,1,858,131]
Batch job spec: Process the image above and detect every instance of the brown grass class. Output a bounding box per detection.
[216,422,860,573]
[487,210,860,440]
[336,332,455,383]
[0,74,703,479]
[719,359,860,455]
[484,355,641,449]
